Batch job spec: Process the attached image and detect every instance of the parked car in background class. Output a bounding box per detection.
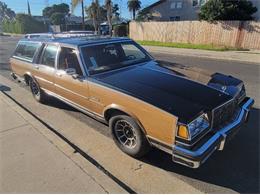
[10,34,254,168]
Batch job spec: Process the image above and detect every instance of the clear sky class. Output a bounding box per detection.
[1,0,158,19]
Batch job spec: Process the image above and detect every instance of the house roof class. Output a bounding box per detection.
[143,0,166,11]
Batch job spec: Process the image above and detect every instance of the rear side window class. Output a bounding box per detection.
[13,42,41,62]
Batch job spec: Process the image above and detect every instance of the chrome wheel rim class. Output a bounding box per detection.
[114,120,137,149]
[31,80,39,96]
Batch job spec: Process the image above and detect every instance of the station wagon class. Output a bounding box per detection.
[10,34,254,168]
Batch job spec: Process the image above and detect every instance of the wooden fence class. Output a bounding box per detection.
[129,21,260,49]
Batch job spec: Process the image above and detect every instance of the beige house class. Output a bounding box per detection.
[143,0,208,21]
[143,0,259,21]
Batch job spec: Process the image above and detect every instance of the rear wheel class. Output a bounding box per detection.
[109,115,150,158]
[29,78,47,103]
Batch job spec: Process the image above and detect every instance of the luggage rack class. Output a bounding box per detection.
[24,31,98,39]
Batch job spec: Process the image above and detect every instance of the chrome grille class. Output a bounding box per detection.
[212,100,237,129]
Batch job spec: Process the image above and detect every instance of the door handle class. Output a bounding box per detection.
[34,65,39,69]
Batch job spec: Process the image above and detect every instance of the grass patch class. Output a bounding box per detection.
[137,40,248,51]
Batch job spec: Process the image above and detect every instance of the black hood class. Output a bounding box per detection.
[92,60,237,123]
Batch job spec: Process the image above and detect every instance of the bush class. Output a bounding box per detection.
[113,24,128,37]
[2,14,47,34]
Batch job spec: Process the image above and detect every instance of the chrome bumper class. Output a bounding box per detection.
[172,97,254,168]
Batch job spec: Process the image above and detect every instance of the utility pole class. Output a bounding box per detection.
[27,0,31,16]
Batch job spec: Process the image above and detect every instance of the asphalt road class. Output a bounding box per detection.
[0,35,259,193]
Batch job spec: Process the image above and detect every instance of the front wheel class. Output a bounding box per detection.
[29,78,47,103]
[109,115,151,158]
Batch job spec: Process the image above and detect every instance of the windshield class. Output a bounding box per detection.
[81,41,151,75]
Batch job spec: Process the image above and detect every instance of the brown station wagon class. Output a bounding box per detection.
[10,34,254,168]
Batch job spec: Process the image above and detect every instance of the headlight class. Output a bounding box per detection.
[177,113,210,140]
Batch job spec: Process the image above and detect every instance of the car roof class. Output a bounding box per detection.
[19,36,132,47]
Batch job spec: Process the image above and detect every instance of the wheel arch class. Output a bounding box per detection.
[103,104,148,135]
[23,72,33,85]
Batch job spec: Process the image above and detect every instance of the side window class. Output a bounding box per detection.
[58,47,83,75]
[40,45,58,67]
[13,42,41,62]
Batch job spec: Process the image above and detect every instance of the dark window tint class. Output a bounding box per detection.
[13,42,41,62]
[58,47,83,75]
[40,45,58,67]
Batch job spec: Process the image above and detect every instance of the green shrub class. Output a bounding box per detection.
[113,24,128,37]
[2,14,47,34]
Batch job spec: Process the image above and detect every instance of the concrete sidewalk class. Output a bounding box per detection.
[143,45,260,64]
[0,92,126,193]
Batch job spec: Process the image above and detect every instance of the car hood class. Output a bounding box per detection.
[92,60,238,123]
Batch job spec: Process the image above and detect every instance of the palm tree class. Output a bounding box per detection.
[127,0,141,20]
[85,0,100,34]
[72,0,85,30]
[105,0,113,36]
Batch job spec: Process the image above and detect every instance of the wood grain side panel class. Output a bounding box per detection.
[88,81,178,145]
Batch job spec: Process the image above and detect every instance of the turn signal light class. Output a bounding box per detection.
[177,125,189,139]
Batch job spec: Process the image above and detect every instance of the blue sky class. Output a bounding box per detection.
[1,0,158,19]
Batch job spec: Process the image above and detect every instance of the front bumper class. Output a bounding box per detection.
[172,97,254,168]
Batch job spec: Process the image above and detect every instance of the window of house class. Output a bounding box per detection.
[40,45,58,67]
[58,47,83,75]
[176,2,182,9]
[170,2,176,9]
[171,1,182,9]
[193,0,206,7]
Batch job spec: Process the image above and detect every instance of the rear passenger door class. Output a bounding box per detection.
[33,44,58,92]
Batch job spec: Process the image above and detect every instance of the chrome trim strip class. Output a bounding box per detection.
[34,76,53,84]
[42,88,105,121]
[147,135,172,148]
[54,83,88,100]
[147,136,172,154]
[173,98,254,158]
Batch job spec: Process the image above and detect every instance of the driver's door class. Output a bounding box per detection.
[54,46,91,110]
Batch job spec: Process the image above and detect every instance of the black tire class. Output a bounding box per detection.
[109,115,150,158]
[29,77,47,103]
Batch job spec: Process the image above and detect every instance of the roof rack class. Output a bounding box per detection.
[24,31,97,39]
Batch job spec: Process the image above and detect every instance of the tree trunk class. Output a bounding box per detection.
[133,9,136,20]
[107,4,113,36]
[81,0,85,30]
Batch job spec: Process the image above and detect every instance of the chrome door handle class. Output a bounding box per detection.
[35,65,39,69]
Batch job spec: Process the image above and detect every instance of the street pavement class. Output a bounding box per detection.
[0,92,125,193]
[0,35,259,193]
[144,45,260,64]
